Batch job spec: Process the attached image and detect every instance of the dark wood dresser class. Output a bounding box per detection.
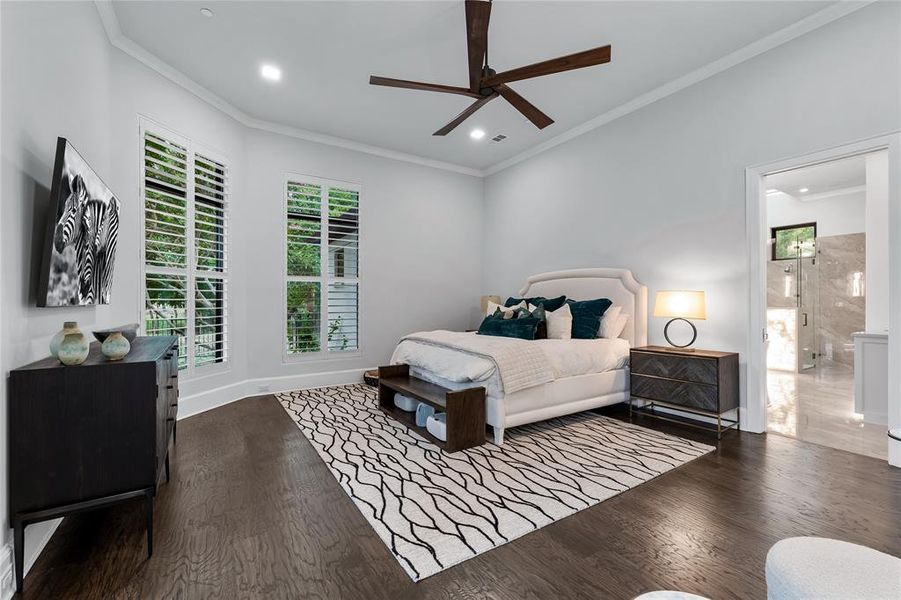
[8,336,178,592]
[629,345,739,438]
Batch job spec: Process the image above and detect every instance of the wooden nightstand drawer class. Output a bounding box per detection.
[631,350,717,384]
[631,374,719,412]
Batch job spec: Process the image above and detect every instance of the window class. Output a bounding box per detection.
[771,222,816,260]
[142,124,228,372]
[285,177,359,357]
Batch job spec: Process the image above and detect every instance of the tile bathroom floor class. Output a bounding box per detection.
[767,360,888,459]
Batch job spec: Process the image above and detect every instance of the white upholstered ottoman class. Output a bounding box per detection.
[766,537,901,599]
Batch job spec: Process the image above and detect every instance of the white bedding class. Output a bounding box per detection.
[391,333,630,399]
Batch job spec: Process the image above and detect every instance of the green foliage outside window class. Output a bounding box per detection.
[286,183,358,354]
[773,224,816,260]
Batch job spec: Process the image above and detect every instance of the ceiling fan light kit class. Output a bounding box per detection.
[369,0,612,137]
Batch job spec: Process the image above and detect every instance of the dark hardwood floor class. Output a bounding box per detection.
[22,394,901,599]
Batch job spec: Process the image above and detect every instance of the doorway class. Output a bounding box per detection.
[763,155,883,457]
[745,133,901,465]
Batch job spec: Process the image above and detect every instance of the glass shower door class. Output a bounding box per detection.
[797,250,818,371]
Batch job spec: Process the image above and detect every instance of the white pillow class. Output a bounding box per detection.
[598,306,624,338]
[542,303,573,340]
[486,300,525,319]
[603,314,629,339]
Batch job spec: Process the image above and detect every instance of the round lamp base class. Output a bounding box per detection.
[664,318,698,349]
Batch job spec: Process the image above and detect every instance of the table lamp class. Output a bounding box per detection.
[653,290,706,349]
[480,295,502,315]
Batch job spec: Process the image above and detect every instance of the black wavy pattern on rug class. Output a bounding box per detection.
[278,384,713,581]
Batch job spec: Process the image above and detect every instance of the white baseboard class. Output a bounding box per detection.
[0,369,371,597]
[0,544,11,600]
[0,518,61,600]
[177,367,373,420]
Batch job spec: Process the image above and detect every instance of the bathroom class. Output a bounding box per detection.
[764,151,889,459]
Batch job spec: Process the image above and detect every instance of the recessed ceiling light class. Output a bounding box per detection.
[260,64,282,82]
[765,188,779,194]
[470,128,486,140]
[799,187,809,193]
[199,7,214,18]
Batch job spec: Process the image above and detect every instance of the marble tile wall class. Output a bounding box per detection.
[817,233,865,365]
[767,233,865,367]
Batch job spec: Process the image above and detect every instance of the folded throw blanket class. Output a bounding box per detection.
[394,330,554,394]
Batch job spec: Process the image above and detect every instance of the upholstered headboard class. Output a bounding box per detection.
[518,268,648,347]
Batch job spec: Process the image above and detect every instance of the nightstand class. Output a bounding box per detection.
[629,345,739,438]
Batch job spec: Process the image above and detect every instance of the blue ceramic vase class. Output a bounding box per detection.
[58,331,89,366]
[50,321,80,358]
[101,331,131,361]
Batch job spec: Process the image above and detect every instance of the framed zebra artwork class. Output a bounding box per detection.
[38,138,120,307]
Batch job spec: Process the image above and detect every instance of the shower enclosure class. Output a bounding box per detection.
[768,224,819,372]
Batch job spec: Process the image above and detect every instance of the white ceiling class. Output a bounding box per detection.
[766,154,868,202]
[111,0,836,171]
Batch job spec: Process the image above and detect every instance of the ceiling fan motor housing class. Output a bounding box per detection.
[480,67,497,96]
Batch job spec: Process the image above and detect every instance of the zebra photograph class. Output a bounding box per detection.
[39,138,120,306]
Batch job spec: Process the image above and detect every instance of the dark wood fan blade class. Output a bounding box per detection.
[482,44,611,86]
[369,76,482,99]
[495,84,553,129]
[465,0,491,92]
[433,93,497,136]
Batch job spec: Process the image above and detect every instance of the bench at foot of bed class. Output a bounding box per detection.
[378,364,487,453]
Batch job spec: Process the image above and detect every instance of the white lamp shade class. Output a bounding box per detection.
[653,290,706,320]
[480,295,502,314]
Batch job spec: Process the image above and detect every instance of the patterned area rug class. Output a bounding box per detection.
[278,384,713,581]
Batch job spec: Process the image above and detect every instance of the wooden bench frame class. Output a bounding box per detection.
[377,365,486,452]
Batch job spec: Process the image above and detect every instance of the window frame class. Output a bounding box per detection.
[282,173,362,363]
[770,221,817,261]
[139,118,230,379]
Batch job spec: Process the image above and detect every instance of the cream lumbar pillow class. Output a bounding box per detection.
[540,303,573,339]
[487,300,525,319]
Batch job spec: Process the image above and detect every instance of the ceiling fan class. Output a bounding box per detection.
[369,0,611,136]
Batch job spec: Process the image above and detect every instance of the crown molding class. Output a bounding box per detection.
[482,0,875,176]
[95,0,873,180]
[92,1,484,178]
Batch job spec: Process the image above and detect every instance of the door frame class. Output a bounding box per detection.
[744,132,901,466]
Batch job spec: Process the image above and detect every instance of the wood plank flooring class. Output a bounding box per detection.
[21,393,901,599]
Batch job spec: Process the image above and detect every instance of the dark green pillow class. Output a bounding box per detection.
[477,315,541,340]
[504,295,567,312]
[514,304,547,339]
[566,298,613,339]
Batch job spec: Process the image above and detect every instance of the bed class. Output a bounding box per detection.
[391,268,648,444]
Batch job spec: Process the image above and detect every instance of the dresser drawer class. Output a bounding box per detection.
[631,374,719,412]
[631,351,718,385]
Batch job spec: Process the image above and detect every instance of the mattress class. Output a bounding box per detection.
[396,335,631,400]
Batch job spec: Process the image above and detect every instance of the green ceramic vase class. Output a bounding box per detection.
[58,331,89,366]
[50,321,80,358]
[101,331,131,361]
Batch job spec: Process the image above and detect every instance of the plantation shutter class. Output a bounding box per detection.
[142,124,229,372]
[143,131,189,368]
[194,153,228,367]
[327,187,359,351]
[286,178,360,356]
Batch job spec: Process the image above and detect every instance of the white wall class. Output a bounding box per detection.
[1,1,115,585]
[0,0,483,589]
[242,128,483,383]
[865,151,889,333]
[107,40,250,400]
[482,2,900,420]
[766,191,865,237]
